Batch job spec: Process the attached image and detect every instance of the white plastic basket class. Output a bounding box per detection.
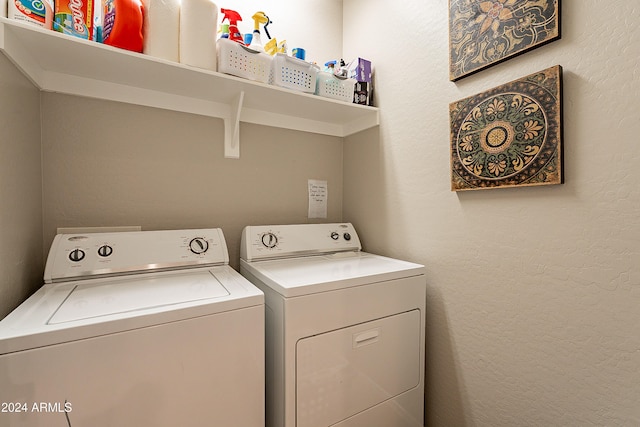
[271,53,319,93]
[315,72,357,103]
[217,38,272,83]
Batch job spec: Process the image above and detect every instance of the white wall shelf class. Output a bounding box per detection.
[0,18,379,158]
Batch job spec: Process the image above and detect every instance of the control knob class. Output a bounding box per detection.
[98,245,113,257]
[68,248,85,262]
[189,237,209,254]
[261,232,278,248]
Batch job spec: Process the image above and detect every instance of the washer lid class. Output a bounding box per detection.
[241,251,424,297]
[49,270,229,324]
[0,266,264,354]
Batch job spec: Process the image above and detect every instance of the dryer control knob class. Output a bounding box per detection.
[69,248,85,262]
[331,232,340,240]
[261,232,278,248]
[189,237,209,254]
[98,245,113,257]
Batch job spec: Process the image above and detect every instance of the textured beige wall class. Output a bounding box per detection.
[41,94,343,269]
[344,1,640,426]
[0,54,43,318]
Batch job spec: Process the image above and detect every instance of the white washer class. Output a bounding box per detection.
[240,223,426,427]
[0,229,264,427]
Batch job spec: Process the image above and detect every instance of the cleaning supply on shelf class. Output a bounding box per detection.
[334,58,347,77]
[347,57,373,105]
[93,2,103,42]
[220,8,244,45]
[260,15,279,55]
[180,0,218,71]
[347,57,372,82]
[264,38,277,55]
[218,24,229,39]
[102,0,144,52]
[142,0,180,61]
[324,60,336,74]
[247,11,268,52]
[219,23,229,38]
[292,47,305,61]
[8,0,52,28]
[277,39,287,54]
[53,0,93,38]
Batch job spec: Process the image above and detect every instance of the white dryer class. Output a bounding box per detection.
[0,229,264,427]
[240,223,426,427]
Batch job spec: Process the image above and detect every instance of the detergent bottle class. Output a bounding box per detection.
[248,11,269,52]
[53,0,92,38]
[102,0,144,52]
[220,8,244,44]
[8,0,53,29]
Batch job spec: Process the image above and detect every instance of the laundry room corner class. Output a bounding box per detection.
[1,0,638,425]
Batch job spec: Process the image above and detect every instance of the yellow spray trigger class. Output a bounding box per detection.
[264,38,278,55]
[252,12,269,31]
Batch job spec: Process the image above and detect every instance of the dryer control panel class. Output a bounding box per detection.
[240,223,362,261]
[44,229,229,283]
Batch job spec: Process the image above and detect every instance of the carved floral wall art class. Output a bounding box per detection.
[449,65,563,191]
[449,0,560,81]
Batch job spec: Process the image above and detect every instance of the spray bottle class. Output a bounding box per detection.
[248,11,269,52]
[220,8,244,44]
[263,16,278,55]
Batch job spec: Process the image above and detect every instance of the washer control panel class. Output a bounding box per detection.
[241,223,361,261]
[44,229,229,283]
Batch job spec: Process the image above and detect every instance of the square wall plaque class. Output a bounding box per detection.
[449,0,560,81]
[450,65,563,191]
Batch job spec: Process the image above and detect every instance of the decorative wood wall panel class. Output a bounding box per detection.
[449,0,560,81]
[450,65,563,191]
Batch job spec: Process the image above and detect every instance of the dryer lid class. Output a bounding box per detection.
[241,251,424,297]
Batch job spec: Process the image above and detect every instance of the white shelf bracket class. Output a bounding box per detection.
[224,91,244,159]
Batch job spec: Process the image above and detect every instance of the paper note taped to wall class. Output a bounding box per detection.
[308,179,327,219]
